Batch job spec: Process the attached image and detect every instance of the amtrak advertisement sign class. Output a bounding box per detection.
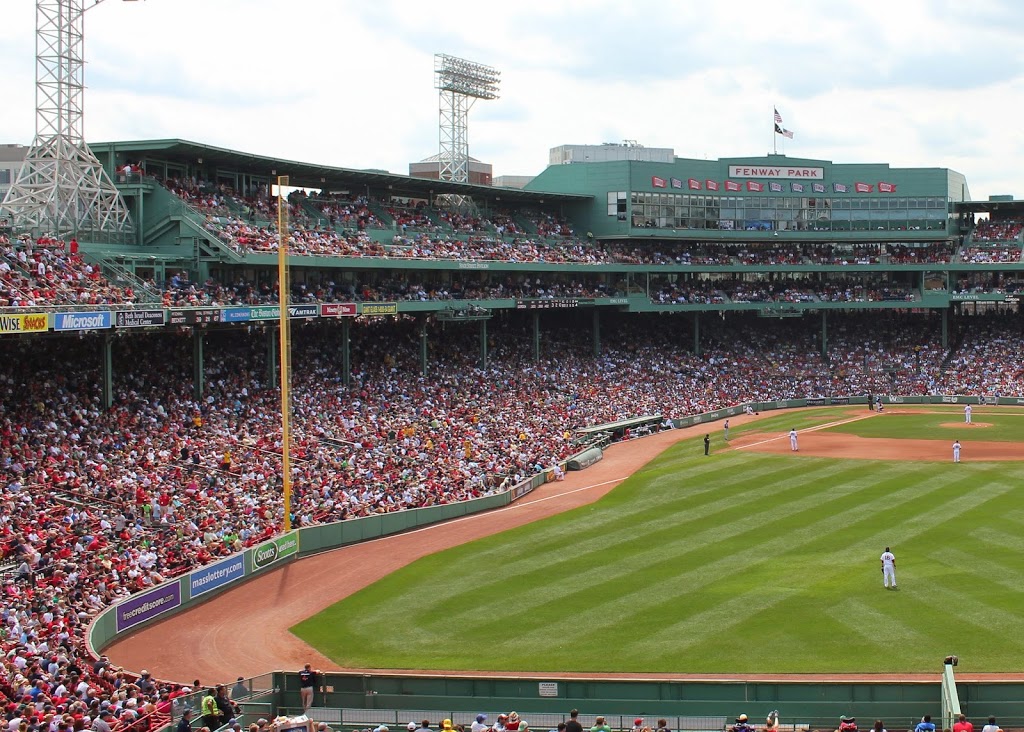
[54,311,112,331]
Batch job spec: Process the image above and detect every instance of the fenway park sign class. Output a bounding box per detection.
[728,165,824,179]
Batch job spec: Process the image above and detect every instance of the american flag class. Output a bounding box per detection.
[774,108,783,124]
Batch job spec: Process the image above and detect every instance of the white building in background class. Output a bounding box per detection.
[493,175,534,189]
[549,142,675,166]
[0,145,29,215]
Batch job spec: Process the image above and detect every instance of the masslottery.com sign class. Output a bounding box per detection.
[251,532,299,571]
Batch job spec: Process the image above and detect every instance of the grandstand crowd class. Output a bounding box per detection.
[1,236,138,308]
[3,192,1024,727]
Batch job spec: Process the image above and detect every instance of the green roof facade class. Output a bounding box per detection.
[527,154,969,240]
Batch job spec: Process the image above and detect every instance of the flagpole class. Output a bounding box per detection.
[773,106,777,155]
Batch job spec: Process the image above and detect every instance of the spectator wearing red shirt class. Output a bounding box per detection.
[953,716,973,732]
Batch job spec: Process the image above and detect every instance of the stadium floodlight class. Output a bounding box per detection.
[434,53,500,188]
[1,0,139,241]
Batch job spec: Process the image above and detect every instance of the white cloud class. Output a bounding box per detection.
[1,0,1023,198]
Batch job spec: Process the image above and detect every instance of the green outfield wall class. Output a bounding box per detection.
[264,671,1024,725]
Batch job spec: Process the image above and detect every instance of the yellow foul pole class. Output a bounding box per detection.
[277,176,292,532]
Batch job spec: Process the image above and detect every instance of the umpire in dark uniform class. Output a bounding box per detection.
[704,434,710,455]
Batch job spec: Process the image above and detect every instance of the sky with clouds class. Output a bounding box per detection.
[1,0,1023,198]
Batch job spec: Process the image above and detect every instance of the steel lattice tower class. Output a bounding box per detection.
[434,54,500,187]
[1,0,134,239]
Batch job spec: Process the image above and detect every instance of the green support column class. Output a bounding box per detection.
[341,319,351,387]
[420,318,428,376]
[693,312,701,357]
[592,309,601,357]
[479,319,488,370]
[532,311,540,362]
[821,310,828,358]
[136,192,143,247]
[192,330,205,402]
[266,326,279,389]
[942,308,949,349]
[101,333,113,410]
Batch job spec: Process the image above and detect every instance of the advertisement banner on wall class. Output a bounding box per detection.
[115,310,165,328]
[188,555,245,599]
[0,313,48,334]
[287,304,319,318]
[360,303,398,316]
[321,303,357,317]
[251,532,299,571]
[53,311,112,331]
[115,582,181,632]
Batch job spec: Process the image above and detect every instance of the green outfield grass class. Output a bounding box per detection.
[292,409,1024,674]
[823,409,1024,442]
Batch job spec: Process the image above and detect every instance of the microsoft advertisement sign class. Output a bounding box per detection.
[251,532,299,571]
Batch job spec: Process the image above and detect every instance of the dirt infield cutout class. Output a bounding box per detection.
[734,430,1021,461]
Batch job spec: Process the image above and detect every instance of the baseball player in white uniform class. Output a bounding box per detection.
[789,428,798,451]
[964,404,972,424]
[880,547,897,589]
[953,439,961,463]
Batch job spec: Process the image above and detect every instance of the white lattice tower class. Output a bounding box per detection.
[1,0,134,239]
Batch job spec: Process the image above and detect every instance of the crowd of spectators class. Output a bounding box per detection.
[387,205,437,233]
[814,279,916,303]
[1,310,1024,710]
[959,247,1022,264]
[953,275,1024,296]
[884,243,954,264]
[971,218,1023,243]
[159,185,991,271]
[161,269,925,308]
[1,235,138,308]
[942,314,1024,395]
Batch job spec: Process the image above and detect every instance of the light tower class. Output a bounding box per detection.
[434,53,500,192]
[1,0,136,241]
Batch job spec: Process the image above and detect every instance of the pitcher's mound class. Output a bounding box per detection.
[940,422,992,428]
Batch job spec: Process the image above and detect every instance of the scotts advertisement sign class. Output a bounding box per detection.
[251,532,299,571]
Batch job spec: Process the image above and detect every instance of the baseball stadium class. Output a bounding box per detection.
[4,5,1024,732]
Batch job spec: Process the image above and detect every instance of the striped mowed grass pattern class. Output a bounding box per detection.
[292,424,1024,673]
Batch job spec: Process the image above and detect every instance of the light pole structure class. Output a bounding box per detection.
[433,53,500,202]
[1,0,136,241]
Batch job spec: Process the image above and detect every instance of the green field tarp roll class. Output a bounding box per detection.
[568,447,603,470]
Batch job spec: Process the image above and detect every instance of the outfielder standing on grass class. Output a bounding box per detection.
[881,547,897,590]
